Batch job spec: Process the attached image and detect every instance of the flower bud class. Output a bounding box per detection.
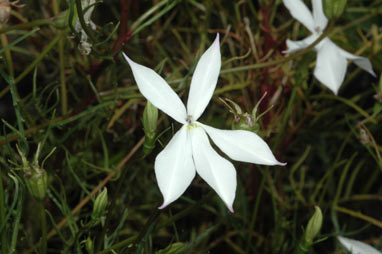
[85,236,94,254]
[323,0,348,19]
[92,188,108,219]
[142,101,158,157]
[304,206,323,245]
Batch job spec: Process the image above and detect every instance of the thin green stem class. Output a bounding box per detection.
[245,174,266,254]
[333,153,357,206]
[59,34,67,115]
[1,33,14,77]
[0,172,7,254]
[0,19,51,34]
[0,70,27,148]
[40,201,47,254]
[273,85,297,150]
[335,206,382,228]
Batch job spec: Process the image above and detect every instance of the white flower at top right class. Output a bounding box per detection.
[283,0,376,95]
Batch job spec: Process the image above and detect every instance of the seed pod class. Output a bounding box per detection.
[24,167,48,201]
[16,143,50,201]
[323,0,348,19]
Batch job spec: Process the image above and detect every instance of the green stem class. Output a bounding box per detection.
[273,86,298,150]
[1,33,14,77]
[245,174,266,254]
[0,172,7,254]
[0,19,52,34]
[58,34,67,115]
[40,201,47,254]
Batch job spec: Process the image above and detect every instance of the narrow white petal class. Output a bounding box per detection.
[314,40,348,95]
[201,123,285,166]
[191,126,236,212]
[187,34,221,120]
[155,125,196,209]
[338,236,382,254]
[123,53,187,124]
[312,0,328,30]
[284,34,318,54]
[283,0,315,32]
[337,47,376,77]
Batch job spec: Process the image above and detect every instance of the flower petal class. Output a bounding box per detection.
[338,236,382,254]
[284,34,318,54]
[312,0,328,30]
[187,34,221,120]
[191,126,236,212]
[337,47,376,77]
[283,0,315,32]
[314,40,348,95]
[155,125,196,209]
[123,53,187,124]
[201,123,286,166]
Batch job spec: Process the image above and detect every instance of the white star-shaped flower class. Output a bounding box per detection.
[283,0,376,94]
[123,34,285,212]
[338,236,382,254]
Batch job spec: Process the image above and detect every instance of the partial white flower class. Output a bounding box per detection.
[123,34,286,212]
[338,236,382,254]
[75,0,98,55]
[283,0,376,95]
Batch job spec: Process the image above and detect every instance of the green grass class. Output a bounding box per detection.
[0,0,381,253]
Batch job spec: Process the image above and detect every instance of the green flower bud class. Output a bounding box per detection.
[323,0,348,19]
[85,236,94,254]
[92,188,108,219]
[142,101,158,156]
[304,206,323,245]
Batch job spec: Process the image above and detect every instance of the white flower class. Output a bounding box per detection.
[283,0,376,95]
[338,236,382,254]
[123,34,285,212]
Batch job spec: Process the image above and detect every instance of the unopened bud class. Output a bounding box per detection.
[305,206,323,245]
[323,0,347,19]
[92,188,108,219]
[142,101,158,156]
[85,236,94,254]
